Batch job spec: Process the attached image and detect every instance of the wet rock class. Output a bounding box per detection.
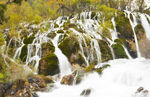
[60,74,74,85]
[3,75,53,97]
[58,35,80,60]
[98,40,113,62]
[135,24,146,40]
[47,32,56,39]
[135,87,149,97]
[41,42,55,57]
[115,12,137,58]
[39,52,60,76]
[80,88,91,96]
[112,43,128,59]
[136,87,144,93]
[72,69,85,84]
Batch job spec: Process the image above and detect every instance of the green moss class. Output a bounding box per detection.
[135,24,145,40]
[115,12,133,40]
[39,52,59,76]
[115,11,137,58]
[47,32,56,39]
[0,33,5,47]
[85,64,110,74]
[98,40,113,62]
[112,43,128,59]
[20,44,28,62]
[0,73,4,83]
[23,36,35,44]
[114,39,123,45]
[41,42,55,57]
[58,36,80,59]
[85,64,95,72]
[96,64,110,74]
[102,27,111,39]
[57,30,64,33]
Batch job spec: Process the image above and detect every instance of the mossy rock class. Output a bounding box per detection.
[20,44,28,62]
[23,36,35,44]
[85,64,95,72]
[57,30,64,33]
[135,24,145,40]
[98,40,113,62]
[114,39,124,45]
[102,27,111,39]
[85,64,110,74]
[115,12,134,40]
[96,64,110,74]
[47,32,56,39]
[41,42,55,57]
[115,12,137,58]
[70,52,86,66]
[112,43,128,59]
[58,36,80,59]
[80,88,91,96]
[39,52,59,76]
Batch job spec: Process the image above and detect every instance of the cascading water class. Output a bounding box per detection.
[51,34,72,77]
[125,11,141,58]
[140,14,150,40]
[37,58,150,97]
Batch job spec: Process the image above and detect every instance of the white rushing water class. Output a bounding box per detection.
[37,58,150,97]
[140,14,150,40]
[51,34,72,77]
[125,11,141,58]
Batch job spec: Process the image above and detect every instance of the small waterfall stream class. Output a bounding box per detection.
[140,14,150,40]
[51,34,72,77]
[125,11,141,58]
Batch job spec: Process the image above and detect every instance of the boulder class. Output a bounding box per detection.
[112,43,128,59]
[60,74,74,85]
[80,88,91,96]
[41,42,55,57]
[4,75,53,97]
[39,53,59,76]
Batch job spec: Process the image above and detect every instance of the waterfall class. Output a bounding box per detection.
[126,11,141,58]
[37,58,150,97]
[122,45,132,59]
[140,14,150,40]
[111,17,132,59]
[51,34,72,77]
[91,39,102,64]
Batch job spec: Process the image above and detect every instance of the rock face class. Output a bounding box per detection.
[39,52,59,76]
[60,74,74,85]
[1,75,53,97]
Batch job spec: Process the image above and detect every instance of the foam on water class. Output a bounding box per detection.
[37,58,150,97]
